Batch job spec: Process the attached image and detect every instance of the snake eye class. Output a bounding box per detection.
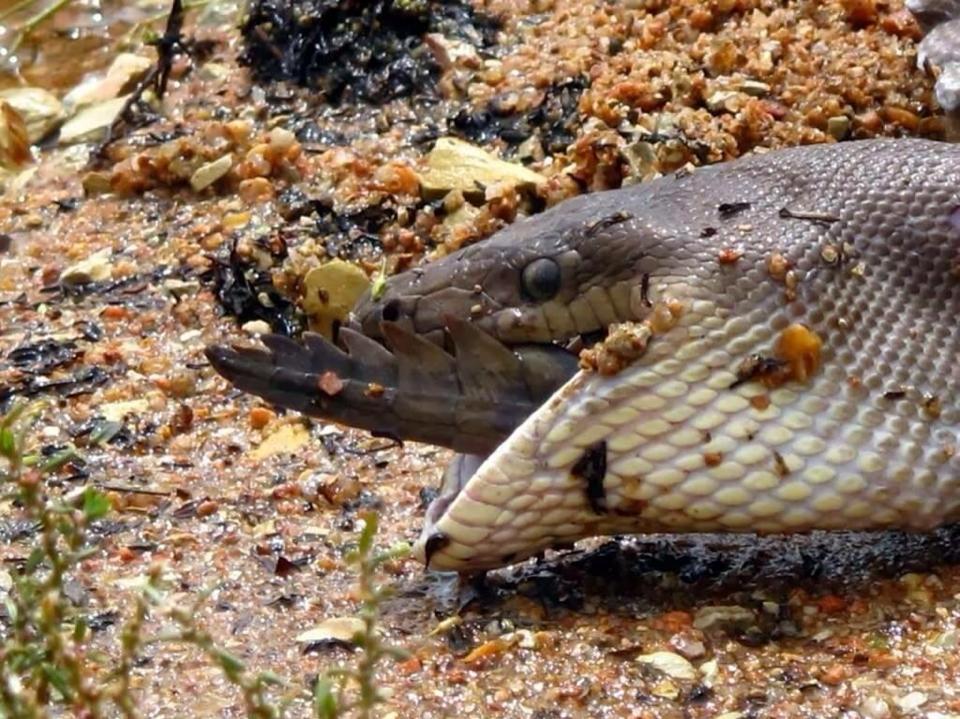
[520,258,561,302]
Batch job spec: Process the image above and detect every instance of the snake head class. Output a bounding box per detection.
[350,192,657,347]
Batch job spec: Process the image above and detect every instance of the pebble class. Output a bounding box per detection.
[241,319,272,336]
[668,633,706,659]
[0,87,65,142]
[740,80,770,96]
[827,115,850,139]
[635,651,697,680]
[250,423,309,460]
[190,153,233,192]
[61,248,113,286]
[692,605,757,632]
[59,96,128,145]
[896,691,928,713]
[249,407,276,429]
[860,695,892,719]
[63,53,152,110]
[418,137,545,200]
[196,499,219,517]
[162,279,201,299]
[295,616,365,644]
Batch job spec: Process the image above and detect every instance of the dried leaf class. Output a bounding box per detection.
[0,101,30,170]
[302,260,371,338]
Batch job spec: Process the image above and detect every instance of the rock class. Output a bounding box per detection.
[699,658,719,684]
[0,87,65,142]
[740,80,771,96]
[64,53,152,110]
[249,423,309,460]
[82,171,113,196]
[302,259,371,338]
[100,399,149,423]
[241,320,272,336]
[423,33,480,70]
[296,616,365,644]
[895,691,928,713]
[669,633,706,659]
[706,90,748,113]
[650,679,679,699]
[636,651,697,680]
[933,629,959,648]
[860,695,892,719]
[61,248,113,286]
[161,279,201,299]
[827,115,850,140]
[418,137,546,200]
[693,605,757,633]
[190,153,233,192]
[59,96,129,145]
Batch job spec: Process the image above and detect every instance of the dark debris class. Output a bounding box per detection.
[241,0,500,104]
[207,239,302,336]
[449,77,589,155]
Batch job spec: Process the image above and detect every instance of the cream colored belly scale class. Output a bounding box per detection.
[416,281,960,571]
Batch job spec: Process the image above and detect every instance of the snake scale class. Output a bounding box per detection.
[208,7,960,574]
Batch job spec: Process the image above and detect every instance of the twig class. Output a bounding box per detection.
[89,0,187,164]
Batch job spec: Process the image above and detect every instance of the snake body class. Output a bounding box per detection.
[209,138,960,572]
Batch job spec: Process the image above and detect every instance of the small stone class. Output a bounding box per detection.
[693,605,756,632]
[669,633,706,659]
[860,695,892,719]
[650,679,679,699]
[740,80,770,96]
[705,90,747,113]
[296,617,365,644]
[635,651,697,680]
[82,171,113,195]
[161,279,200,299]
[418,137,545,200]
[61,248,113,287]
[238,176,274,202]
[190,153,233,192]
[241,320,272,336]
[0,87,65,142]
[100,399,149,423]
[64,53,152,110]
[250,423,309,460]
[827,115,850,140]
[196,499,219,517]
[59,96,129,145]
[249,407,276,430]
[934,629,958,648]
[423,33,480,70]
[895,691,928,713]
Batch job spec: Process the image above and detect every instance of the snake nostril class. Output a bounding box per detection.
[381,299,401,322]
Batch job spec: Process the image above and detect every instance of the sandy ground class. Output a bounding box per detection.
[1,1,960,717]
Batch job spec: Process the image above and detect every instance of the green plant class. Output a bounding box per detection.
[0,401,410,718]
[0,401,109,717]
[314,514,411,719]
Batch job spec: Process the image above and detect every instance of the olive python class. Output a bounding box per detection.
[207,6,960,573]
